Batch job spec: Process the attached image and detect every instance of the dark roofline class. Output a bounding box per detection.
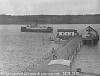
[87,26,97,33]
[57,29,77,32]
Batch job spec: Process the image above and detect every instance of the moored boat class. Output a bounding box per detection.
[21,21,53,33]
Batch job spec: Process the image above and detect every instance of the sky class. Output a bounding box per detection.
[0,0,99,15]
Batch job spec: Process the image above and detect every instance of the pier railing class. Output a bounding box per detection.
[33,35,82,67]
[23,35,82,72]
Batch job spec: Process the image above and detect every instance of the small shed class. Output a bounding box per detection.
[56,29,78,40]
[48,59,71,74]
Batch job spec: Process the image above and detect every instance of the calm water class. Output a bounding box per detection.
[0,24,100,72]
[0,24,100,54]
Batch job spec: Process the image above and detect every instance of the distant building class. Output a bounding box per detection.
[81,26,99,45]
[56,29,78,40]
[82,26,98,38]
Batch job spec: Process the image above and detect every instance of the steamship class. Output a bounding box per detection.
[21,21,53,33]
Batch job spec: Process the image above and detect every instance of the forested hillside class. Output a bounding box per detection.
[0,14,100,24]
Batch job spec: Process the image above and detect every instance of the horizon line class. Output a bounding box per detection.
[0,14,100,16]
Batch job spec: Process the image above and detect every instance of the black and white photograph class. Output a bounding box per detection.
[0,0,100,76]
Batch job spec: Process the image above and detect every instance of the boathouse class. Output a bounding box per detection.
[82,26,98,37]
[56,29,78,40]
[81,26,99,45]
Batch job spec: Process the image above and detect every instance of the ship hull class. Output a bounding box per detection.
[21,27,53,33]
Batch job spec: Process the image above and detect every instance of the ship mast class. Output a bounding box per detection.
[35,20,38,27]
[30,20,38,27]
